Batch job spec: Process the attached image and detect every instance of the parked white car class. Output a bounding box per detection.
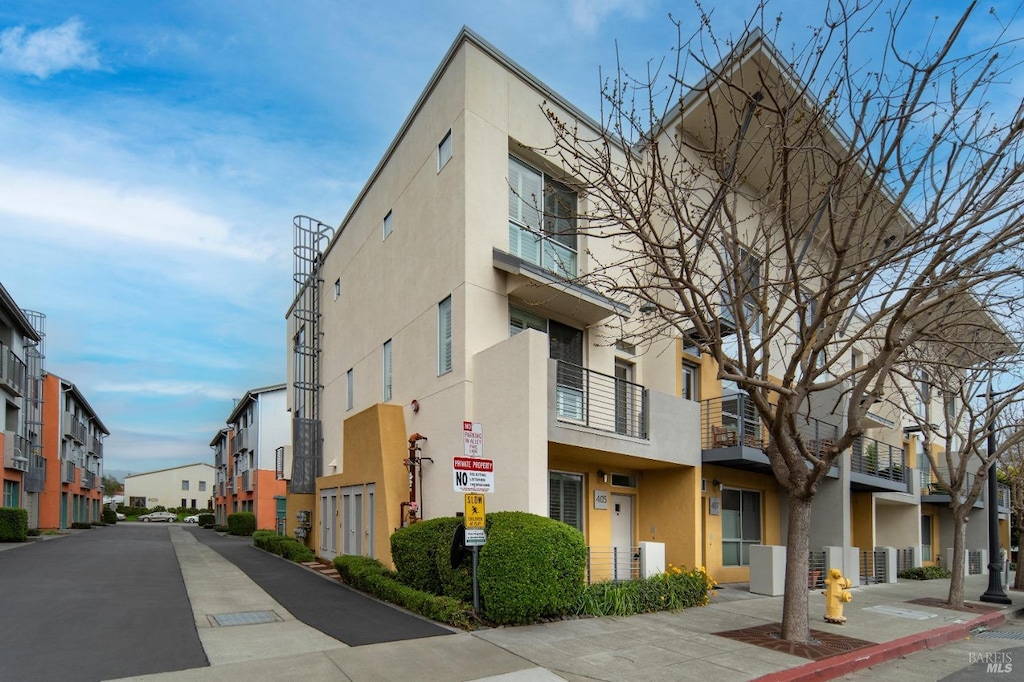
[184,514,200,523]
[116,512,126,521]
[138,511,176,523]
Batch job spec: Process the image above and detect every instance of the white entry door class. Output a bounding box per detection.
[611,493,634,580]
[320,489,338,559]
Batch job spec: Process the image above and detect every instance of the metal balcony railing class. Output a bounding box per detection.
[25,454,45,493]
[555,361,648,439]
[90,435,103,457]
[920,465,976,498]
[585,546,640,584]
[851,436,906,486]
[700,394,839,453]
[233,427,248,454]
[0,342,28,396]
[81,470,97,490]
[62,459,76,484]
[214,445,227,468]
[242,470,252,492]
[997,483,1011,510]
[860,550,888,585]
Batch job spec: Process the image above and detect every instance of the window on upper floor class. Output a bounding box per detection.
[682,362,699,401]
[438,296,452,376]
[383,339,393,402]
[508,155,577,278]
[199,481,207,491]
[438,129,452,171]
[334,278,341,300]
[722,247,761,333]
[182,480,190,491]
[347,368,354,410]
[383,210,393,240]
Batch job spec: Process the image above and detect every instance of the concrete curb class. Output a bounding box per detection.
[755,606,1023,682]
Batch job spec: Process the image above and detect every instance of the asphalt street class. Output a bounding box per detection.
[184,525,452,646]
[0,524,207,682]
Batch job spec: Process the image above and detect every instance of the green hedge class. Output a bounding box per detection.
[227,512,256,536]
[577,564,715,616]
[71,521,92,530]
[101,509,118,524]
[899,565,952,580]
[334,555,473,629]
[0,507,28,542]
[198,513,216,528]
[252,530,315,563]
[477,511,586,624]
[389,511,586,625]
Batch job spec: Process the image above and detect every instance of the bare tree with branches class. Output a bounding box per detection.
[536,0,1024,642]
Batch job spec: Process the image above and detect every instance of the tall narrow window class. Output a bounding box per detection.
[722,488,762,566]
[682,362,699,401]
[921,514,933,561]
[382,210,393,240]
[438,296,452,375]
[346,368,354,410]
[548,471,583,531]
[334,278,341,300]
[382,340,393,401]
[437,129,452,171]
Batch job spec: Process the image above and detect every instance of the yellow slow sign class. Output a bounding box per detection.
[464,493,485,528]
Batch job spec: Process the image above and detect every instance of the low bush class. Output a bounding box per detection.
[391,517,464,594]
[0,507,28,542]
[899,565,952,580]
[101,509,118,524]
[71,522,92,530]
[227,512,256,536]
[213,525,230,533]
[26,528,40,537]
[577,564,716,617]
[198,513,216,528]
[334,555,474,629]
[253,530,315,563]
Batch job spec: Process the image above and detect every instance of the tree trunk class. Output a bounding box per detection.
[947,512,968,607]
[1014,520,1024,591]
[781,495,813,642]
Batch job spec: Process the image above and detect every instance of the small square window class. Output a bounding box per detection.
[199,481,207,491]
[438,129,452,171]
[383,210,393,240]
[334,278,341,300]
[182,480,190,491]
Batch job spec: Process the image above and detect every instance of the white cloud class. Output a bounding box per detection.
[567,0,654,34]
[0,18,100,78]
[93,380,239,402]
[0,164,275,262]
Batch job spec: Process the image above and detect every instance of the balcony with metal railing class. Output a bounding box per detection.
[81,470,97,490]
[25,453,45,492]
[997,483,1011,513]
[63,413,87,443]
[89,435,103,457]
[62,459,76,484]
[0,342,28,397]
[233,426,248,454]
[850,435,908,493]
[554,361,648,439]
[919,465,984,508]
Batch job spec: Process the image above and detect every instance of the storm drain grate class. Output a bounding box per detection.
[207,610,281,627]
[976,630,1024,641]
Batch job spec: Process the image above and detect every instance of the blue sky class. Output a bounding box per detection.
[0,1,1014,477]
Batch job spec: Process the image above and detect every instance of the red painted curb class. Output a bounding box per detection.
[754,610,1009,682]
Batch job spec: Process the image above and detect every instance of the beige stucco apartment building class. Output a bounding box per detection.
[282,28,1011,585]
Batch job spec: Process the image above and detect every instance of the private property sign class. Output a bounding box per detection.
[453,457,494,493]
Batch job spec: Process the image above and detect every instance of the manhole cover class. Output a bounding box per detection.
[207,610,281,627]
[976,630,1024,641]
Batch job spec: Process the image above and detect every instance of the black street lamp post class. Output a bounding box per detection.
[980,389,1011,604]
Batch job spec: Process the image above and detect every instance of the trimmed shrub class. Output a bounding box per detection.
[477,511,586,624]
[281,541,315,563]
[334,555,474,629]
[71,521,92,530]
[391,517,464,594]
[213,525,230,533]
[0,507,28,542]
[899,565,952,580]
[27,528,40,537]
[198,513,216,528]
[227,512,256,536]
[101,509,118,524]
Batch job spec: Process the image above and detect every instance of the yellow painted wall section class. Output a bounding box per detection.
[850,493,874,553]
[637,466,700,572]
[701,465,781,584]
[312,403,409,568]
[285,491,315,543]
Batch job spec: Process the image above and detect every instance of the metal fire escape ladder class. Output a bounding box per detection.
[290,216,334,494]
[20,310,46,492]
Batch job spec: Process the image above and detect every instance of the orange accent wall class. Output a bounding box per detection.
[38,374,63,529]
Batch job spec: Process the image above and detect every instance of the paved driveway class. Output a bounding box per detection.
[0,524,207,682]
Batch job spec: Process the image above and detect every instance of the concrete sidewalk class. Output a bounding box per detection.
[109,526,1024,681]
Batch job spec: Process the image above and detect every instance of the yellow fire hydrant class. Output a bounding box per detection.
[823,567,853,624]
